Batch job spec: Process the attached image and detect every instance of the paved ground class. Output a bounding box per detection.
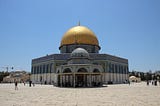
[0,82,160,106]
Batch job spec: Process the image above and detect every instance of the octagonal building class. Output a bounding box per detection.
[31,25,129,87]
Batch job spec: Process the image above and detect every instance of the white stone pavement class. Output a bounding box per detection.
[0,82,160,106]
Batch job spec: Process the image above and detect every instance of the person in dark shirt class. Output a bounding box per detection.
[15,81,18,90]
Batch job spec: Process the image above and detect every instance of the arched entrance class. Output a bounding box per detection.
[76,68,88,87]
[93,69,100,73]
[56,66,103,88]
[61,68,72,87]
[92,69,102,87]
[56,70,60,86]
[63,68,71,73]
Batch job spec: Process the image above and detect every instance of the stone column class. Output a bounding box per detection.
[60,74,62,87]
[112,64,114,83]
[73,73,75,88]
[64,74,66,87]
[101,73,103,86]
[90,73,92,87]
[114,65,117,83]
[83,74,85,87]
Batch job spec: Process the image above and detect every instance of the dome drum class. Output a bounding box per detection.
[60,44,100,53]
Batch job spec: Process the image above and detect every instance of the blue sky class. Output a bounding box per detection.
[0,0,160,72]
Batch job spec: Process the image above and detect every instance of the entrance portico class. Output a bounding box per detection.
[57,72,103,87]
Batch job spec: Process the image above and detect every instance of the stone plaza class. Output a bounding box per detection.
[0,82,160,106]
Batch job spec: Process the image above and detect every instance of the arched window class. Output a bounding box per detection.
[127,66,129,74]
[43,65,45,73]
[46,64,49,73]
[112,64,114,73]
[57,70,60,73]
[118,65,121,74]
[37,66,39,74]
[40,65,42,74]
[121,66,123,74]
[109,63,111,73]
[50,63,53,73]
[115,65,118,73]
[124,66,126,74]
[31,66,33,74]
[34,66,36,74]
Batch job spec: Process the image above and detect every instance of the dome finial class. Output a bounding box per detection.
[78,21,80,26]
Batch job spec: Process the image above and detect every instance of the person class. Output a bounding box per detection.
[23,81,25,86]
[15,81,18,90]
[29,80,32,87]
[32,81,35,87]
[155,80,157,86]
[52,81,54,86]
[152,80,154,85]
[147,80,149,86]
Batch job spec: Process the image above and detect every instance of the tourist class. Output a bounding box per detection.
[23,81,25,86]
[15,81,18,90]
[155,80,157,86]
[128,81,130,85]
[52,81,54,86]
[152,80,154,85]
[32,81,35,87]
[147,80,149,86]
[29,80,32,87]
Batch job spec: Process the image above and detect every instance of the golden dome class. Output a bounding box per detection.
[60,26,99,47]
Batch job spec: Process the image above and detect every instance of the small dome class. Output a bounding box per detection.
[60,26,99,48]
[129,76,137,79]
[71,48,89,58]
